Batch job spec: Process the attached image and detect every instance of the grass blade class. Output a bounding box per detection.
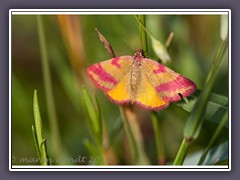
[37,15,64,162]
[135,15,170,63]
[33,90,48,165]
[81,85,101,143]
[173,139,189,165]
[81,85,105,164]
[120,106,149,164]
[174,38,228,165]
[151,112,166,165]
[184,39,228,140]
[32,125,41,159]
[138,15,148,57]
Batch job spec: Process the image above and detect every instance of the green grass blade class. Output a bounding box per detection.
[95,96,103,146]
[138,15,148,57]
[80,85,105,164]
[119,107,138,163]
[119,107,149,164]
[184,39,228,140]
[32,125,41,159]
[81,86,101,142]
[37,15,64,161]
[174,39,228,165]
[151,112,166,164]
[173,139,189,165]
[33,90,43,145]
[108,116,123,146]
[33,90,48,165]
[135,15,170,63]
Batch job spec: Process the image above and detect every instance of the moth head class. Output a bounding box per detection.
[133,48,144,60]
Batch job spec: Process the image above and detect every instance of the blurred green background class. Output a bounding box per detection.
[11,14,228,165]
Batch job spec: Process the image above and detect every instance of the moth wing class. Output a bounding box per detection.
[106,70,132,104]
[135,72,169,110]
[87,56,132,91]
[143,58,197,102]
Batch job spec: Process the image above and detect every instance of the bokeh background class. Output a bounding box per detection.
[11,14,228,165]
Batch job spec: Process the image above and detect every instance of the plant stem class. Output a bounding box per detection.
[184,39,228,140]
[173,138,189,165]
[119,107,138,162]
[165,32,174,49]
[174,39,228,165]
[151,112,166,164]
[138,15,148,57]
[120,106,149,164]
[37,15,62,161]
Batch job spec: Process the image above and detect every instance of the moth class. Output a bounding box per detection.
[87,49,197,110]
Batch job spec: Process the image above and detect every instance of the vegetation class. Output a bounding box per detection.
[12,14,228,166]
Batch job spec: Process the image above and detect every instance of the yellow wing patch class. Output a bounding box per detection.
[135,75,169,110]
[106,73,130,103]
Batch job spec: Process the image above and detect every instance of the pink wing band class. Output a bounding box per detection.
[153,64,166,74]
[162,88,196,102]
[87,72,111,91]
[111,57,121,68]
[155,75,197,102]
[87,64,117,85]
[156,75,195,92]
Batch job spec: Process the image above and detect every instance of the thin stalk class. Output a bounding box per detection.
[119,107,138,163]
[120,106,149,164]
[198,111,228,165]
[138,15,148,57]
[165,32,174,49]
[173,138,189,165]
[151,112,166,164]
[184,39,228,140]
[33,90,48,165]
[174,39,228,165]
[37,15,62,160]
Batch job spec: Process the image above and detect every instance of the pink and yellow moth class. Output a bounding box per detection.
[87,49,197,111]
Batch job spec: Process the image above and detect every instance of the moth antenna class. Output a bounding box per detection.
[123,38,136,53]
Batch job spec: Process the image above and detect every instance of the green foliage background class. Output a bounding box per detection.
[11,15,228,165]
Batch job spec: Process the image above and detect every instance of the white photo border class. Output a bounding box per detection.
[9,9,231,171]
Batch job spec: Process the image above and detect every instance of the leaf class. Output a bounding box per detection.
[176,90,228,127]
[198,110,228,165]
[32,125,41,159]
[33,90,44,146]
[151,37,171,63]
[203,141,228,165]
[81,85,102,144]
[33,89,48,165]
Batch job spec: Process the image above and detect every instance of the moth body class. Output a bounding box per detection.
[129,58,143,103]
